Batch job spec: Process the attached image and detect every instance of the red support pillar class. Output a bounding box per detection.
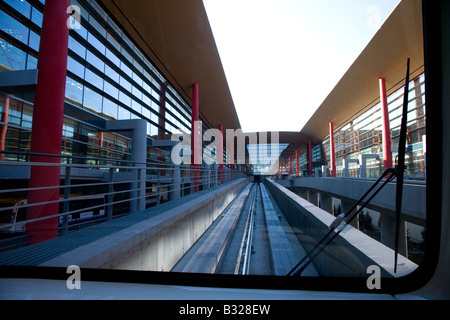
[379,78,393,170]
[0,96,9,161]
[191,83,200,192]
[219,124,224,184]
[308,140,313,176]
[329,122,336,177]
[295,150,299,177]
[26,0,71,244]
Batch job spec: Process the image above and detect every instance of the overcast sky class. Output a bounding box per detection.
[203,0,401,133]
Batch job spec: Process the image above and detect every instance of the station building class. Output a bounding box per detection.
[0,0,426,246]
[278,0,426,181]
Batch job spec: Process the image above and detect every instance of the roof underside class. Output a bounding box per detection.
[99,0,423,148]
[98,0,241,132]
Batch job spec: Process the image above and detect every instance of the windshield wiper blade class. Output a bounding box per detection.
[394,58,410,273]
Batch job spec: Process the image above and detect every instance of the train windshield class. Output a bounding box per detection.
[0,0,436,295]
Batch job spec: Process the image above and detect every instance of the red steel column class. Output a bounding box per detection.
[379,78,393,170]
[0,96,9,161]
[295,150,299,177]
[219,124,224,184]
[191,83,200,192]
[308,140,313,176]
[329,122,336,177]
[26,0,71,244]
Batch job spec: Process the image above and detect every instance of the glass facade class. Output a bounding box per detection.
[0,0,202,165]
[286,73,427,179]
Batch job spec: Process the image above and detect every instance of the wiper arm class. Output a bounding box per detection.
[394,58,410,273]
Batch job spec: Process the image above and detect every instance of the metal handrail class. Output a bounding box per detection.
[0,152,246,239]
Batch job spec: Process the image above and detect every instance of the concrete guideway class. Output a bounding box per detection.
[260,183,318,277]
[175,182,318,276]
[172,184,252,273]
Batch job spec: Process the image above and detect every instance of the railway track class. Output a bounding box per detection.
[173,182,317,276]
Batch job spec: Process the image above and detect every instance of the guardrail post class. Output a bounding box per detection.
[62,166,71,235]
[172,165,181,200]
[205,164,211,190]
[157,167,161,205]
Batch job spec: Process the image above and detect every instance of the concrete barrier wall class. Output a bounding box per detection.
[277,177,426,225]
[264,179,417,278]
[41,178,249,271]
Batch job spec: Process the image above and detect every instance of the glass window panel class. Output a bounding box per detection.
[121,47,133,65]
[67,56,85,78]
[86,50,104,73]
[6,98,22,126]
[26,54,37,70]
[142,94,151,108]
[118,106,130,120]
[142,82,151,95]
[83,87,103,114]
[28,31,40,51]
[102,97,118,120]
[150,111,158,124]
[0,10,29,45]
[85,68,103,90]
[105,64,119,83]
[69,36,86,59]
[131,99,141,114]
[104,81,118,100]
[132,86,142,100]
[142,106,150,120]
[119,76,131,92]
[3,0,31,19]
[133,59,143,74]
[120,61,132,78]
[0,40,27,71]
[21,104,32,129]
[151,89,160,101]
[107,32,120,52]
[149,100,158,113]
[105,48,120,67]
[31,7,43,27]
[63,121,75,139]
[88,15,106,38]
[132,72,143,87]
[87,32,106,56]
[119,90,131,106]
[65,76,84,106]
[74,22,88,39]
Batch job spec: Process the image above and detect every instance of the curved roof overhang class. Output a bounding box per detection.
[98,0,240,132]
[99,0,424,151]
[300,0,424,143]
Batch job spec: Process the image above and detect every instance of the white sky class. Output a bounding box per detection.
[203,0,401,133]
